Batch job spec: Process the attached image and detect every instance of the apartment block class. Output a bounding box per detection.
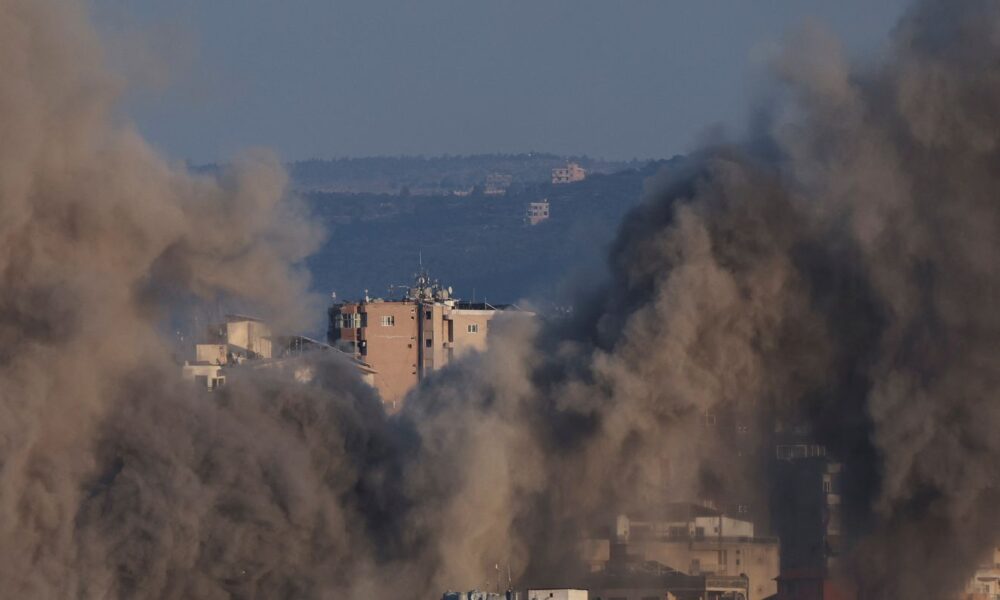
[328,270,527,412]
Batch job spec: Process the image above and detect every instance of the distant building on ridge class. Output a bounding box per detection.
[552,162,586,184]
[484,172,513,195]
[527,200,550,225]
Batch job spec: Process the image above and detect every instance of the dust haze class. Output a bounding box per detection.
[0,0,997,598]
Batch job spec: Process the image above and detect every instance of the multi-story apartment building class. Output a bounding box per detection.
[328,271,526,412]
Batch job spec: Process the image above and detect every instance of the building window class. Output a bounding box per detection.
[425,310,432,320]
[380,315,395,327]
[467,323,479,333]
[338,312,362,329]
[426,339,432,348]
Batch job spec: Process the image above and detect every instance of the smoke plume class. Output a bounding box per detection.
[1,0,998,598]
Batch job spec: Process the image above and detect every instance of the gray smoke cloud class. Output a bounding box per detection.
[1,0,998,598]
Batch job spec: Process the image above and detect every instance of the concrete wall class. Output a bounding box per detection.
[448,309,493,358]
[196,344,227,365]
[419,301,448,373]
[694,516,755,539]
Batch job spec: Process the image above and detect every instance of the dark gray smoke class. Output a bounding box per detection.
[1,0,998,598]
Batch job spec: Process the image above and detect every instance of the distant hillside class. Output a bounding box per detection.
[190,154,650,195]
[304,157,684,306]
[288,154,646,194]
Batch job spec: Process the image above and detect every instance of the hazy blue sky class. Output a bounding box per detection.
[92,1,910,163]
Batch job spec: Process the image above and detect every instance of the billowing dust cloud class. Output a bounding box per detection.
[1,0,998,598]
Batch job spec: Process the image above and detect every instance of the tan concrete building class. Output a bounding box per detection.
[329,271,528,412]
[331,300,419,409]
[552,162,586,184]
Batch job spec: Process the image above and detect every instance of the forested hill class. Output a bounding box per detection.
[304,157,684,307]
